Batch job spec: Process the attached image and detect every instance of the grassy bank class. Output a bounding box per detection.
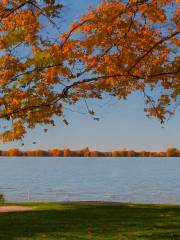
[0,202,180,239]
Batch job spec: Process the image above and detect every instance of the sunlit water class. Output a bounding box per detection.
[0,157,180,204]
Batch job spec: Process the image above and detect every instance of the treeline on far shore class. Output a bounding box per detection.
[0,147,179,157]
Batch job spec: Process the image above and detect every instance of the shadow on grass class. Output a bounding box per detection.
[0,203,180,240]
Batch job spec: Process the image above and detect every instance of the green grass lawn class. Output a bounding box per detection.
[0,202,180,240]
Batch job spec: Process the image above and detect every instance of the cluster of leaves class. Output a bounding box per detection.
[65,0,180,122]
[0,0,179,142]
[0,0,64,141]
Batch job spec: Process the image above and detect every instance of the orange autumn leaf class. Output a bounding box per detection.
[2,0,9,4]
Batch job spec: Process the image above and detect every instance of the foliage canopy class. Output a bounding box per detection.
[0,0,179,142]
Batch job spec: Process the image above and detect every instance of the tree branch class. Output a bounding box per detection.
[128,31,180,73]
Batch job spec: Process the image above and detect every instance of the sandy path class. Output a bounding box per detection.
[0,206,32,213]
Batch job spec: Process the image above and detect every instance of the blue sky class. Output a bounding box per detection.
[2,0,180,151]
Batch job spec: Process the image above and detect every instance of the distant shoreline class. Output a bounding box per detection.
[0,147,179,157]
[1,201,180,206]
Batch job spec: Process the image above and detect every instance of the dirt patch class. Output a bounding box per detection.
[0,206,32,213]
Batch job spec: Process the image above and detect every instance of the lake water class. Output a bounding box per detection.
[0,157,180,204]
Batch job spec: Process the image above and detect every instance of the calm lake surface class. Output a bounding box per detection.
[0,157,179,204]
